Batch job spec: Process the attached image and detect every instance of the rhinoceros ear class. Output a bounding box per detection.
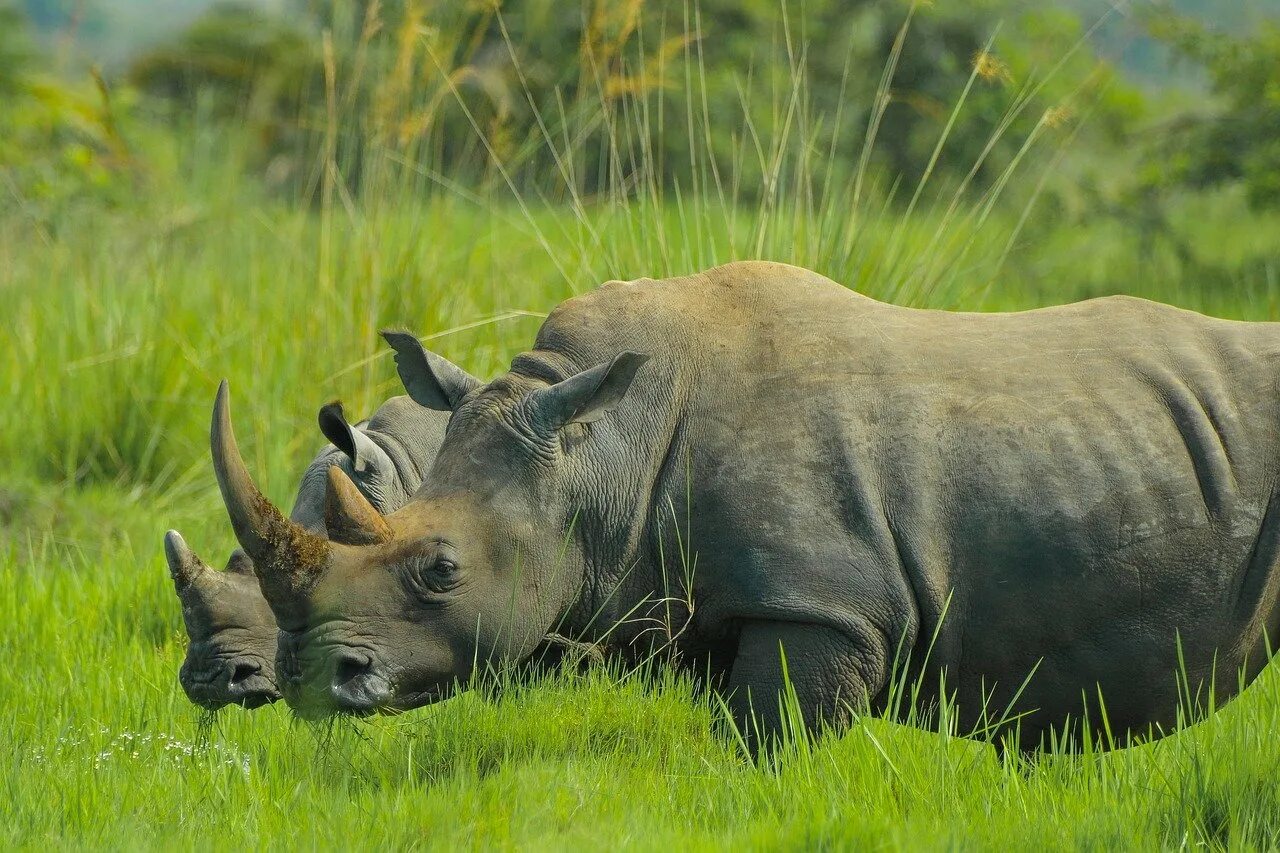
[381,330,480,411]
[317,401,391,475]
[528,351,648,431]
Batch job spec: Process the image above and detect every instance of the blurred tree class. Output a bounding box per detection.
[127,2,318,104]
[126,2,320,191]
[1146,11,1280,210]
[120,0,1143,204]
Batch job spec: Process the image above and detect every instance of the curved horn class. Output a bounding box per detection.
[325,465,393,546]
[210,380,328,620]
[164,530,211,591]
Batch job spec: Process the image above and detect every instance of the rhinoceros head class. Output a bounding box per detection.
[210,334,646,718]
[165,531,281,709]
[167,396,442,713]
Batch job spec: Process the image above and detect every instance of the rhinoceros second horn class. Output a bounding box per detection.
[324,465,393,546]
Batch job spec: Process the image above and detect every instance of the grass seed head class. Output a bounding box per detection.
[973,50,1013,86]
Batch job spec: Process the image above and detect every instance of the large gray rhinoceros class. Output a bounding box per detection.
[165,396,446,710]
[209,260,1280,752]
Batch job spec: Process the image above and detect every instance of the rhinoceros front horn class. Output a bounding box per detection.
[164,529,210,591]
[210,380,328,621]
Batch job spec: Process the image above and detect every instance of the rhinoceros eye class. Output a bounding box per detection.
[402,552,461,600]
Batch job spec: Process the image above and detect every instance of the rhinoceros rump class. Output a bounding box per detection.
[220,261,1280,751]
[166,397,447,710]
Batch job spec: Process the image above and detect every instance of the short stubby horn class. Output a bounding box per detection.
[325,465,393,546]
[164,530,210,591]
[210,380,329,623]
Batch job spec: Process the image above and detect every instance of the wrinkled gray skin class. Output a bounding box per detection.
[219,261,1280,752]
[166,396,446,710]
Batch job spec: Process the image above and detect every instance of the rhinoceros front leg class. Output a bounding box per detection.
[725,620,887,754]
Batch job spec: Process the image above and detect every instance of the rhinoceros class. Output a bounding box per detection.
[208,260,1280,752]
[165,396,447,709]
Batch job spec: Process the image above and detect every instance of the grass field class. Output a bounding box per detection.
[4,175,1280,848]
[7,13,1280,843]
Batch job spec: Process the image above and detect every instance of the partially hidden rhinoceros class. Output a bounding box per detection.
[165,396,446,709]
[206,260,1280,752]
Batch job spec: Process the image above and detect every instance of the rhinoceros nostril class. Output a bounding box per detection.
[328,653,392,711]
[229,660,260,686]
[332,654,371,688]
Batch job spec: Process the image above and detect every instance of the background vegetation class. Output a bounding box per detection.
[4,0,1280,847]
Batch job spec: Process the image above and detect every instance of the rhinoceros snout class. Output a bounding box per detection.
[180,655,280,710]
[329,653,393,712]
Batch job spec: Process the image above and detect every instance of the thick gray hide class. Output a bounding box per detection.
[521,261,1280,749]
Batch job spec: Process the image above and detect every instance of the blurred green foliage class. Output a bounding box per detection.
[4,0,1280,239]
[1147,11,1280,210]
[0,1,136,221]
[1,3,34,94]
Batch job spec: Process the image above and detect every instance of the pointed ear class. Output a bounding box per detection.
[381,330,480,411]
[528,352,648,432]
[318,402,388,474]
[324,466,392,546]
